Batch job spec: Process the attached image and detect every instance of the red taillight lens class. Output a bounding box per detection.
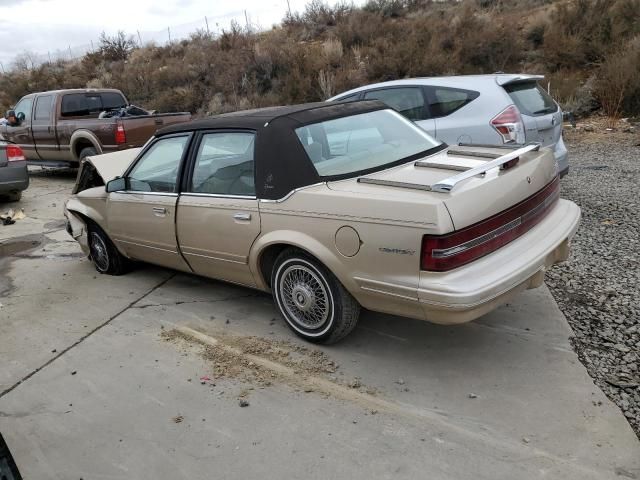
[491,105,525,144]
[6,144,26,162]
[115,122,126,144]
[421,177,560,272]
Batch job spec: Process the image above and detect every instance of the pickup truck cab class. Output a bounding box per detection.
[0,89,191,165]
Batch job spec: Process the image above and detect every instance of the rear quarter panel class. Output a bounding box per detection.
[252,185,454,319]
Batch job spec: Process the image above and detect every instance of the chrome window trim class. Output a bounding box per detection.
[259,182,327,203]
[181,192,257,200]
[115,191,179,197]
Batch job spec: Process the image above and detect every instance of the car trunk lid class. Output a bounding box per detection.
[328,144,558,230]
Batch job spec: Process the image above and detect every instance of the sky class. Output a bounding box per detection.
[0,0,363,68]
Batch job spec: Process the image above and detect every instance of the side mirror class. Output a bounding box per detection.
[106,177,127,193]
[16,112,25,122]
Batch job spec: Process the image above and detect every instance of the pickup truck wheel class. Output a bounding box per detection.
[88,224,128,275]
[272,249,360,344]
[79,147,97,161]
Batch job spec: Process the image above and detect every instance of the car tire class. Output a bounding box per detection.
[271,248,360,344]
[79,147,97,161]
[88,223,128,275]
[6,191,22,202]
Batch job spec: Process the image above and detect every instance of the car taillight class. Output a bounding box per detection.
[491,105,525,144]
[115,121,126,145]
[6,144,26,162]
[421,177,560,272]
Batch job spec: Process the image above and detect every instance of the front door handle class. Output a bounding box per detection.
[233,213,251,221]
[152,207,167,216]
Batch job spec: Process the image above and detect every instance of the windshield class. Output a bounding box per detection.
[295,109,442,177]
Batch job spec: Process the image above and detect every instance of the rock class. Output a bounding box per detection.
[238,399,250,407]
[468,393,478,399]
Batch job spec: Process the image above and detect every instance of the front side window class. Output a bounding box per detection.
[34,95,53,121]
[295,109,441,178]
[191,132,255,196]
[13,97,34,122]
[363,87,427,121]
[127,136,188,193]
[428,87,479,117]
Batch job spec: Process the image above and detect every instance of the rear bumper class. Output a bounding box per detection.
[0,161,29,193]
[416,199,580,324]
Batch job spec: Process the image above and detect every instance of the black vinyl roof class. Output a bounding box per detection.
[157,100,387,135]
[156,99,411,200]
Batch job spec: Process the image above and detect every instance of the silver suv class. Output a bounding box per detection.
[329,74,568,177]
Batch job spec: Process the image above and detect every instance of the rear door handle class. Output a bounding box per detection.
[152,207,167,216]
[233,213,251,221]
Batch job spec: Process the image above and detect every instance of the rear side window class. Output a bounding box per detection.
[503,82,557,116]
[191,132,255,196]
[363,87,428,121]
[61,93,104,117]
[427,87,479,117]
[34,95,53,121]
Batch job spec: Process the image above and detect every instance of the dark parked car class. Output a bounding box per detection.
[0,142,28,201]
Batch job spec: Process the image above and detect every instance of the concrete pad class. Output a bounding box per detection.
[1,170,638,479]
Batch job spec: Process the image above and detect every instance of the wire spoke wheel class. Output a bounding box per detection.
[89,231,110,273]
[279,264,330,330]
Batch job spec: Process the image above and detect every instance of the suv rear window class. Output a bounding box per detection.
[503,82,557,116]
[61,92,127,117]
[427,87,479,117]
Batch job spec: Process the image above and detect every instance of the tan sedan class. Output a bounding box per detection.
[65,100,581,343]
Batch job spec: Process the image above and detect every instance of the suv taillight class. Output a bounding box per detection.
[115,121,126,145]
[491,105,525,144]
[6,144,26,162]
[421,177,560,272]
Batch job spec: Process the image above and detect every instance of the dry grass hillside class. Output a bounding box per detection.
[1,0,639,121]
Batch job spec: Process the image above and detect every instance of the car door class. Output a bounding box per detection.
[362,86,436,137]
[107,133,192,271]
[32,94,60,160]
[4,96,36,159]
[176,131,260,287]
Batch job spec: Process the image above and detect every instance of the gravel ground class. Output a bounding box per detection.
[546,131,640,439]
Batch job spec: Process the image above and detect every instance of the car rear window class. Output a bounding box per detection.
[503,81,558,116]
[295,109,441,178]
[427,87,479,117]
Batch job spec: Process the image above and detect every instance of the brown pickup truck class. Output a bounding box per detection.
[0,88,191,165]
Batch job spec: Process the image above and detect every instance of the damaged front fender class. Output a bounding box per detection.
[64,207,90,256]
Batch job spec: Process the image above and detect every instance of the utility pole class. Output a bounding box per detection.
[205,16,210,35]
[90,40,94,52]
[68,45,73,60]
[287,0,291,16]
[48,51,52,63]
[167,26,171,44]
[244,10,249,30]
[137,30,142,46]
